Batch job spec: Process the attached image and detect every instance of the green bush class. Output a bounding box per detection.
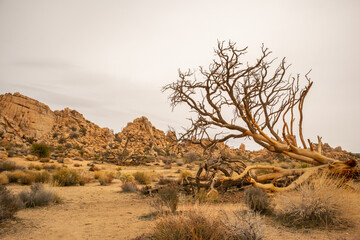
[19,183,60,208]
[52,168,82,186]
[0,185,21,220]
[30,143,51,158]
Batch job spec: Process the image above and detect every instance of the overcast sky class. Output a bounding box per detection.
[0,0,359,152]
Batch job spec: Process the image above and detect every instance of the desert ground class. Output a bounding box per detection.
[1,157,359,240]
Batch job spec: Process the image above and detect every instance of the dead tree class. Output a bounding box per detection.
[163,41,359,192]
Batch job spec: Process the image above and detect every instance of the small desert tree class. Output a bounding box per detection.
[163,41,358,191]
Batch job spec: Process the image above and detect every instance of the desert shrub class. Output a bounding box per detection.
[152,210,227,240]
[244,187,271,213]
[58,137,66,144]
[0,173,9,185]
[79,127,87,136]
[30,143,51,158]
[69,126,77,131]
[28,163,43,171]
[183,151,201,163]
[0,160,19,172]
[119,172,135,183]
[78,171,93,185]
[163,164,172,169]
[69,133,79,139]
[18,172,35,185]
[121,182,138,192]
[274,174,358,228]
[65,143,72,149]
[19,183,61,208]
[157,184,179,214]
[133,171,155,185]
[179,170,192,180]
[6,170,26,183]
[223,210,264,240]
[0,185,21,220]
[33,171,51,183]
[52,168,82,186]
[98,172,114,186]
[42,163,61,171]
[52,132,60,138]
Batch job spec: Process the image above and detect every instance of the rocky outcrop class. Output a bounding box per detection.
[0,92,56,144]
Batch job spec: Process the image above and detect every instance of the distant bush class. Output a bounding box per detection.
[6,170,26,183]
[69,126,77,132]
[119,172,135,183]
[79,127,87,136]
[69,133,79,139]
[19,183,61,208]
[183,151,201,163]
[0,173,9,185]
[0,185,21,220]
[98,172,114,186]
[179,170,192,180]
[30,143,51,158]
[52,132,60,138]
[121,182,138,192]
[18,172,35,185]
[274,173,358,228]
[58,138,66,144]
[133,171,155,185]
[33,171,51,183]
[0,160,23,172]
[244,187,271,213]
[52,168,82,186]
[28,163,43,171]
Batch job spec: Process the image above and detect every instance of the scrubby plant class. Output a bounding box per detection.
[0,185,21,220]
[223,210,264,240]
[121,182,138,192]
[19,183,60,208]
[244,187,271,213]
[52,168,82,186]
[183,151,201,163]
[30,143,51,158]
[28,163,43,171]
[69,133,79,139]
[179,170,192,180]
[0,173,9,185]
[133,171,155,185]
[274,173,358,228]
[0,160,19,172]
[157,184,179,214]
[79,127,87,136]
[6,170,26,183]
[119,172,135,183]
[69,126,77,132]
[98,172,114,186]
[152,210,227,240]
[58,137,66,144]
[18,172,35,185]
[33,171,51,183]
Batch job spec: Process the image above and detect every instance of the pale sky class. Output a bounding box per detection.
[0,0,359,152]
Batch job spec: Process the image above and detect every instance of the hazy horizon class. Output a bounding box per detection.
[1,0,359,152]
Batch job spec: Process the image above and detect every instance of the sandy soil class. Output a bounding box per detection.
[1,158,359,240]
[1,182,152,240]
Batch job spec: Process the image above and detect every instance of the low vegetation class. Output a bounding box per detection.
[274,173,358,228]
[18,183,61,208]
[121,182,138,192]
[30,143,51,158]
[244,187,271,213]
[0,185,21,221]
[52,168,82,186]
[133,171,156,185]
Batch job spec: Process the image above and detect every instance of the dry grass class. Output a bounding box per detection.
[121,182,138,192]
[244,187,271,213]
[0,185,21,220]
[19,183,61,208]
[120,172,135,183]
[52,168,82,186]
[0,173,9,185]
[152,209,227,240]
[133,171,156,185]
[274,173,359,228]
